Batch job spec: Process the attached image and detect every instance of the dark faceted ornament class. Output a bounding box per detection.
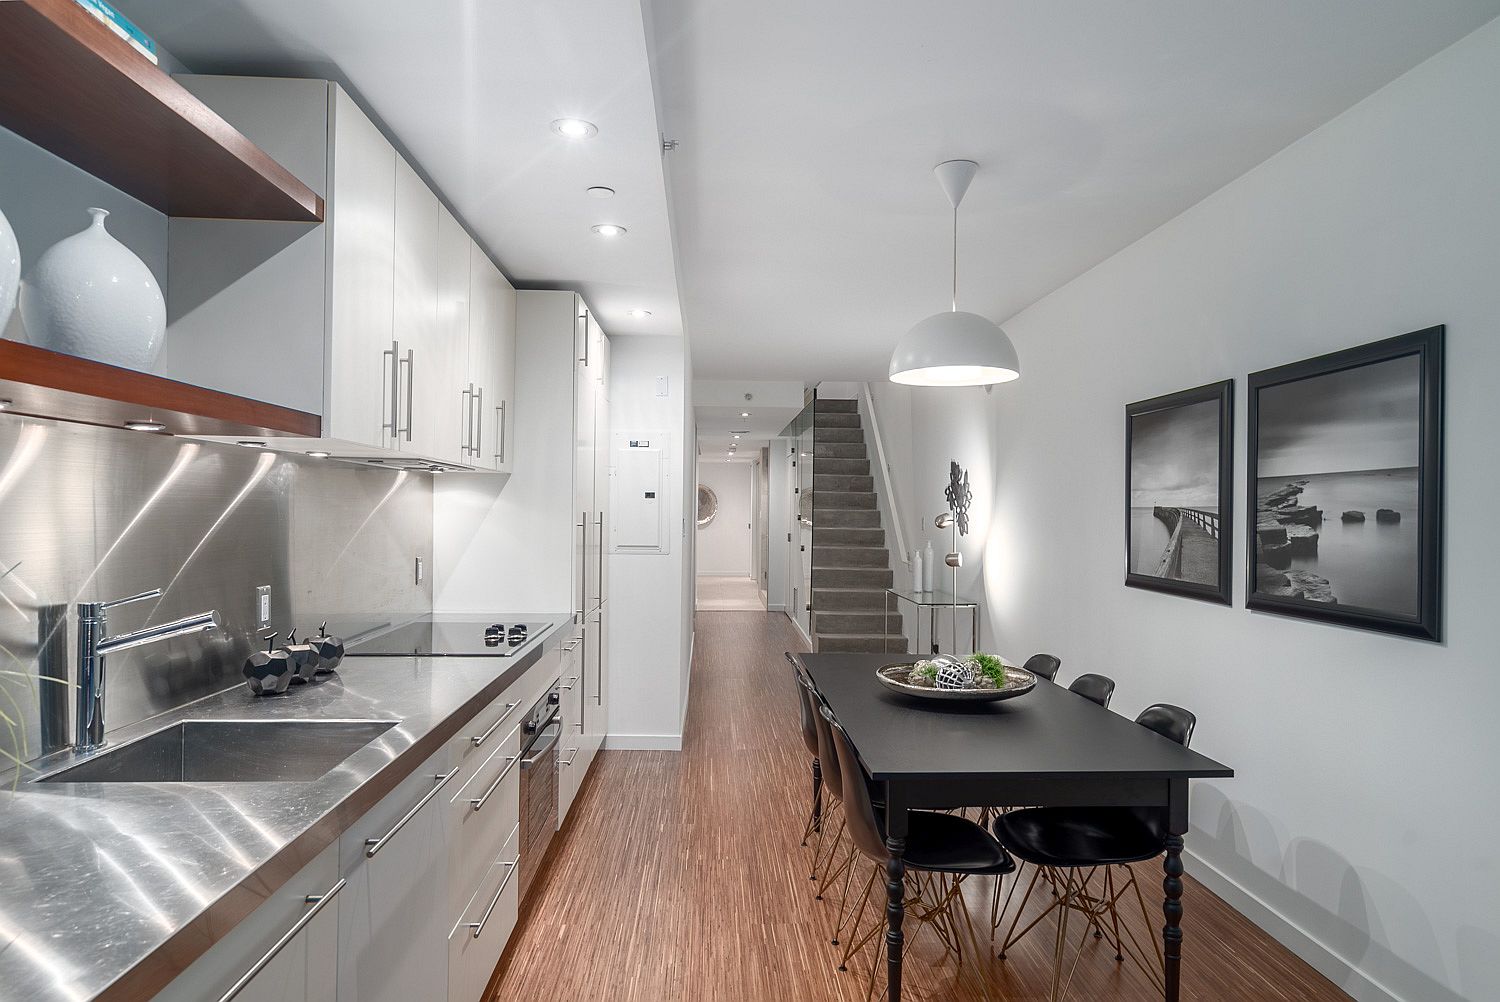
[243,633,293,696]
[308,622,345,674]
[945,460,973,536]
[283,628,320,684]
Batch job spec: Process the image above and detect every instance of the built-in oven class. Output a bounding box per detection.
[517,680,561,900]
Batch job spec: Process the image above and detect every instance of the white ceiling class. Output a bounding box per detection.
[647,0,1500,380]
[693,379,806,459]
[117,0,684,338]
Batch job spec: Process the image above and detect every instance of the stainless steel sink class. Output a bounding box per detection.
[37,719,399,784]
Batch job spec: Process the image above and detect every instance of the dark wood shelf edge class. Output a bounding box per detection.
[0,0,324,223]
[0,340,321,438]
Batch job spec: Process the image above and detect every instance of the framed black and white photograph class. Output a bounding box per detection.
[1247,326,1444,640]
[1125,380,1234,604]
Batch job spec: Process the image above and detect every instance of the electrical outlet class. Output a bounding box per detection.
[255,585,271,627]
[414,556,424,585]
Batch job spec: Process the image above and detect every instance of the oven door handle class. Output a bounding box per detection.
[520,725,560,767]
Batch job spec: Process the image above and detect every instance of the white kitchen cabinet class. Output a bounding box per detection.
[337,747,455,1002]
[447,823,520,1002]
[463,245,517,473]
[154,843,340,1002]
[392,155,441,458]
[558,632,585,824]
[432,205,473,466]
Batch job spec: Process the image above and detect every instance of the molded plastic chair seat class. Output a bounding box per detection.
[1066,672,1115,708]
[994,806,1163,868]
[1022,653,1061,681]
[893,809,1017,875]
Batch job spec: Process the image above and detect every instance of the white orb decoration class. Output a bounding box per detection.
[20,207,165,369]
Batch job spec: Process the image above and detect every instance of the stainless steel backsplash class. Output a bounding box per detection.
[0,415,432,768]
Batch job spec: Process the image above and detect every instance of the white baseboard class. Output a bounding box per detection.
[766,602,787,613]
[604,733,682,751]
[787,611,813,649]
[1184,849,1399,1002]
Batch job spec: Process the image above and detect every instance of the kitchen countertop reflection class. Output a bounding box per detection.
[0,616,567,1002]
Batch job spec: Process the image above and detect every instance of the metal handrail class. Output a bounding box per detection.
[860,383,910,565]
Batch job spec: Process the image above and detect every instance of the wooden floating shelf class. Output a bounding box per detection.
[0,0,324,222]
[0,340,322,438]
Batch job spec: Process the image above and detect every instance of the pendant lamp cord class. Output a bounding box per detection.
[951,203,959,312]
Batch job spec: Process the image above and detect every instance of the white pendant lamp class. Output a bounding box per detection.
[889,160,1020,387]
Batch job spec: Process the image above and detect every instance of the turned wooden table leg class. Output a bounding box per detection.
[885,833,906,1002]
[1162,833,1184,1001]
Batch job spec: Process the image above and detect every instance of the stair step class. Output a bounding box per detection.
[813,566,893,588]
[817,509,880,528]
[814,442,867,460]
[813,491,876,511]
[814,474,874,493]
[814,398,859,413]
[815,411,861,429]
[814,611,904,634]
[816,527,885,546]
[814,588,900,612]
[815,458,871,477]
[813,427,864,444]
[812,546,889,568]
[816,633,907,654]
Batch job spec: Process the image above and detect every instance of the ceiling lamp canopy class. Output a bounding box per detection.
[889,160,1020,387]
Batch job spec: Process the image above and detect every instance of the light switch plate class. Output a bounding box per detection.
[414,556,424,585]
[255,585,271,627]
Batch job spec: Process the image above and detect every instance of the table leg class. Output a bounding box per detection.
[1162,833,1184,1001]
[885,832,906,1002]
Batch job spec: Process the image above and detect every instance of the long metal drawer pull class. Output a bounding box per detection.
[217,877,346,1002]
[467,861,518,939]
[576,513,588,621]
[563,640,580,652]
[561,749,579,768]
[382,341,399,435]
[470,753,521,812]
[560,676,578,691]
[460,386,473,455]
[473,386,484,459]
[470,702,520,748]
[400,348,414,441]
[594,513,604,606]
[495,401,506,463]
[364,768,460,857]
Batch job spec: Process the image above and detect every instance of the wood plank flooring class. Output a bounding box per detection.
[488,611,1349,1001]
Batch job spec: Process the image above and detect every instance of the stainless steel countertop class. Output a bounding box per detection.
[0,616,572,1002]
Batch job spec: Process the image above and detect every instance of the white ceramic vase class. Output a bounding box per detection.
[0,204,18,336]
[20,207,165,369]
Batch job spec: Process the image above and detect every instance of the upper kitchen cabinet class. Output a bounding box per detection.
[156,76,514,472]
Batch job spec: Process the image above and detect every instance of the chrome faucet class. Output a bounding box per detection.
[76,589,221,752]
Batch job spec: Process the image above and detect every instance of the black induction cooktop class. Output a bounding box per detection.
[345,618,552,658]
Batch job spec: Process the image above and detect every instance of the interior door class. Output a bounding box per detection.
[327,87,395,448]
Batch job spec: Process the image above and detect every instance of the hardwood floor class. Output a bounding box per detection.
[488,611,1349,1001]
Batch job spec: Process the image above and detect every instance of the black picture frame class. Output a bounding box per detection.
[1124,379,1234,604]
[1246,326,1444,640]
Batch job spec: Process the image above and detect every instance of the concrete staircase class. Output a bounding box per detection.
[810,398,904,653]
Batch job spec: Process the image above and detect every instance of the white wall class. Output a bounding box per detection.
[695,462,753,575]
[889,21,1500,1002]
[606,335,695,749]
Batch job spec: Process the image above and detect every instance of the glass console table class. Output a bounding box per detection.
[884,586,980,656]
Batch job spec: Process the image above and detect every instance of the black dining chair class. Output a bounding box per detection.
[1066,673,1115,708]
[992,704,1197,1002]
[790,660,825,847]
[822,704,1015,999]
[1022,653,1062,681]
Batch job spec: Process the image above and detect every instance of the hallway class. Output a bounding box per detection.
[489,611,1348,1001]
[695,575,765,611]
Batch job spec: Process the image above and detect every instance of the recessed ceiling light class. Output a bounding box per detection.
[740,411,750,418]
[237,440,267,448]
[551,118,597,139]
[124,419,166,433]
[591,224,626,238]
[306,450,331,459]
[587,186,615,199]
[0,399,11,410]
[732,434,740,439]
[627,309,652,319]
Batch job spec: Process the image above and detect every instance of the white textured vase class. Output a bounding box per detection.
[0,204,18,335]
[20,207,165,369]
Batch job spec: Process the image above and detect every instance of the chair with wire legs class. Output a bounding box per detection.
[822,705,1016,1000]
[790,657,826,850]
[1066,673,1115,708]
[991,703,1198,1002]
[1022,653,1062,681]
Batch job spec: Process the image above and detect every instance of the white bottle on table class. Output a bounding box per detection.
[912,548,924,593]
[922,540,935,592]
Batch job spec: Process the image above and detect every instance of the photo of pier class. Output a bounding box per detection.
[1125,380,1233,603]
[1250,352,1422,617]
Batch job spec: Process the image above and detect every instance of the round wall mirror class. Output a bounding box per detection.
[696,484,719,527]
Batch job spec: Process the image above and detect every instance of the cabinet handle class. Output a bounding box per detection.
[470,702,520,747]
[467,859,518,939]
[577,311,588,364]
[473,385,484,460]
[494,401,506,463]
[595,612,603,708]
[469,753,520,812]
[563,640,580,652]
[382,340,400,437]
[399,348,414,442]
[560,676,579,691]
[460,386,473,455]
[216,877,346,1002]
[364,768,461,858]
[576,513,587,622]
[561,749,579,768]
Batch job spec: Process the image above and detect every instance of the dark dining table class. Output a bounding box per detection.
[793,652,1234,1002]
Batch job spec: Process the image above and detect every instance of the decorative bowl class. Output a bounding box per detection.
[875,661,1036,703]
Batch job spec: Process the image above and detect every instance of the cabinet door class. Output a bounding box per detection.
[465,241,496,469]
[392,156,440,457]
[558,632,586,824]
[154,844,340,1002]
[592,321,611,607]
[338,755,455,1002]
[581,604,608,777]
[432,207,471,465]
[487,272,517,473]
[327,87,396,449]
[575,308,598,609]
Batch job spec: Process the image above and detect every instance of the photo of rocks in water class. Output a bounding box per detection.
[1252,354,1422,617]
[1126,381,1232,602]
